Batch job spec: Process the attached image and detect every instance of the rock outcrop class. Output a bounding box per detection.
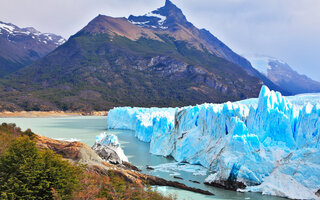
[0,21,65,77]
[35,134,213,196]
[36,135,103,166]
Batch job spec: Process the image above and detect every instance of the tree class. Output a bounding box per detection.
[0,137,81,200]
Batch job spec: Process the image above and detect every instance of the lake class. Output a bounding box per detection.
[0,116,284,200]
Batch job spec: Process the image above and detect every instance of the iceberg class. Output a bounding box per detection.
[92,133,128,164]
[107,86,320,199]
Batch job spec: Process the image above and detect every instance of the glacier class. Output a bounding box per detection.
[107,86,320,199]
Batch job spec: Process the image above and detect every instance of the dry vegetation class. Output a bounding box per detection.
[0,123,175,200]
[69,170,176,200]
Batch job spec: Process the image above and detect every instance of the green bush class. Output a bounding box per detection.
[0,137,81,200]
[0,123,35,155]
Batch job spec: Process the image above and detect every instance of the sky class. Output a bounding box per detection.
[1,0,320,81]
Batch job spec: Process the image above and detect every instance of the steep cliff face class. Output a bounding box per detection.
[107,86,320,199]
[128,1,251,69]
[128,0,284,93]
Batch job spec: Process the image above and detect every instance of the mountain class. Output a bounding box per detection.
[249,56,320,94]
[128,0,254,72]
[0,21,66,77]
[128,0,286,94]
[0,0,266,111]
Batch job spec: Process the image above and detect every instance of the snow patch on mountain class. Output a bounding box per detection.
[0,23,15,33]
[145,12,167,25]
[128,9,168,30]
[0,21,66,46]
[130,21,150,25]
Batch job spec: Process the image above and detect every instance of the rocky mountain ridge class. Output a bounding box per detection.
[0,0,284,111]
[127,0,285,94]
[0,21,65,77]
[249,56,320,94]
[128,0,255,71]
[0,21,65,46]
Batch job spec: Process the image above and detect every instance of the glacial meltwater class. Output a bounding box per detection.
[0,116,284,200]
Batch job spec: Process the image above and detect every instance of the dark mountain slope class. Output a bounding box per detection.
[0,20,261,111]
[249,56,320,94]
[268,61,320,94]
[0,1,265,111]
[0,21,65,77]
[128,0,286,94]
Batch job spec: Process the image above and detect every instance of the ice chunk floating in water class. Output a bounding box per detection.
[107,86,320,200]
[93,133,128,163]
[148,162,208,176]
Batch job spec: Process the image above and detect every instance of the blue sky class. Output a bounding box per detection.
[1,0,320,81]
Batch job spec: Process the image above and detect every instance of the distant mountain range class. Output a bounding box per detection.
[0,0,313,111]
[248,56,320,95]
[0,21,65,77]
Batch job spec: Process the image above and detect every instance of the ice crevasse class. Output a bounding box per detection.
[107,86,320,199]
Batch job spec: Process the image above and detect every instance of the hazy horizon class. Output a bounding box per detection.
[1,0,319,82]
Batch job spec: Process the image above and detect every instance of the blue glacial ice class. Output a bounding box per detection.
[107,86,320,199]
[148,162,208,176]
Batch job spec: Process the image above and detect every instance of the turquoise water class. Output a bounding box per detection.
[0,117,284,200]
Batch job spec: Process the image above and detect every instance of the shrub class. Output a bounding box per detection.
[0,123,35,155]
[73,170,176,200]
[0,124,175,200]
[0,137,81,199]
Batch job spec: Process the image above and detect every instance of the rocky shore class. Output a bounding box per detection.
[35,134,214,196]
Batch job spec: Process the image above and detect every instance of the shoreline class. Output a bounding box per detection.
[0,111,108,118]
[35,134,214,196]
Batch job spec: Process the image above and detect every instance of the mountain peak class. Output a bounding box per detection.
[165,0,173,6]
[0,20,66,78]
[159,0,186,22]
[128,0,187,30]
[164,0,178,10]
[0,21,65,47]
[248,56,320,94]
